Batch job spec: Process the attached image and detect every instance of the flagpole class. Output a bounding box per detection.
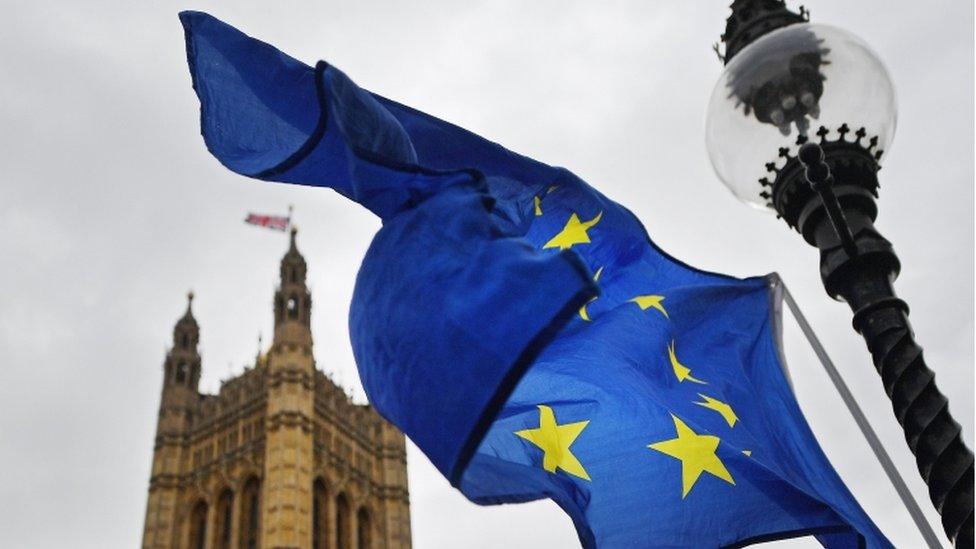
[777,277,943,549]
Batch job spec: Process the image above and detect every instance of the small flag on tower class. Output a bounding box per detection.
[244,212,290,231]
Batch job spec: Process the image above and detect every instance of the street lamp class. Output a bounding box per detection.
[705,1,973,547]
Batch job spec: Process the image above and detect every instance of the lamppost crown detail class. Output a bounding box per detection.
[719,0,808,64]
[767,125,881,236]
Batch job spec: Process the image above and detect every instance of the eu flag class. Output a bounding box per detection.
[179,12,891,547]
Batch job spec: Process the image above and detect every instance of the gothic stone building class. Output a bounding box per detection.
[142,229,411,549]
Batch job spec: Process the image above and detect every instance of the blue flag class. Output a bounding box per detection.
[179,12,891,547]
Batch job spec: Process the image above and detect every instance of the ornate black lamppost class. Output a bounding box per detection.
[705,1,973,546]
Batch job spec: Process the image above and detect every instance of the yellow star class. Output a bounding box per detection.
[648,414,735,498]
[515,405,591,481]
[533,195,543,217]
[578,267,604,321]
[629,295,669,319]
[543,211,603,251]
[695,394,738,427]
[742,450,752,457]
[668,341,706,384]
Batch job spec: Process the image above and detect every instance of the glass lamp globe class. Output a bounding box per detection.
[705,23,897,210]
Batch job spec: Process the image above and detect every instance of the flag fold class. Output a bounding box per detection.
[179,11,890,547]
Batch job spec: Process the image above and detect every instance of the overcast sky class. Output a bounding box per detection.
[1,1,972,547]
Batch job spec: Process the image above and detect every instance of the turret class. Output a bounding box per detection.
[272,227,313,349]
[263,227,316,547]
[163,292,201,391]
[143,292,201,548]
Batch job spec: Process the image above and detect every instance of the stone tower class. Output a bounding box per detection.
[142,229,411,549]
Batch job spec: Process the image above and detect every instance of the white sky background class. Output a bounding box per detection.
[0,1,972,547]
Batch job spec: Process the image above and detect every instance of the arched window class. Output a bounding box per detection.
[312,479,329,549]
[189,500,208,549]
[181,333,189,348]
[176,363,189,384]
[336,493,350,549]
[214,489,233,549]
[239,477,260,549]
[286,296,298,320]
[357,507,371,549]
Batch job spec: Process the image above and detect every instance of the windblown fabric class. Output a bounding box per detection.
[179,11,890,547]
[244,213,290,231]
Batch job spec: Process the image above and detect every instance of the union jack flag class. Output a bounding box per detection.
[244,213,290,231]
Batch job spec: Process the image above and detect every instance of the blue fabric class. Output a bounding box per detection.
[179,11,891,548]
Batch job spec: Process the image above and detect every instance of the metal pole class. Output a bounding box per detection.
[795,144,974,547]
[777,277,943,548]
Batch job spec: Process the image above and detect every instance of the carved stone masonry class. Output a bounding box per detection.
[141,228,411,549]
